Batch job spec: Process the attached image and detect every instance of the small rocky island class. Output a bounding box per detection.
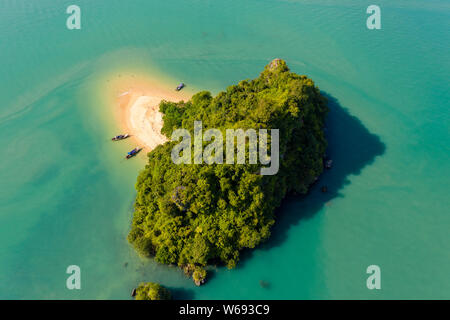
[128,59,328,285]
[134,282,171,300]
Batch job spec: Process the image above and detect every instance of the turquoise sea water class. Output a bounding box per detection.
[0,0,449,299]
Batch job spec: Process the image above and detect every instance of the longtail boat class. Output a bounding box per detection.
[112,134,129,141]
[126,147,142,159]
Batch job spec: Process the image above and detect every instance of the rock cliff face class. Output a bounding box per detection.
[268,58,282,70]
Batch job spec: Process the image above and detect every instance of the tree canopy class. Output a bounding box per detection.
[128,59,328,284]
[135,282,171,300]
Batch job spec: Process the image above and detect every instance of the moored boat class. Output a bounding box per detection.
[112,134,129,141]
[126,147,142,159]
[176,83,185,91]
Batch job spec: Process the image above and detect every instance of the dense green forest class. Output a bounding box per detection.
[128,59,328,285]
[135,282,171,300]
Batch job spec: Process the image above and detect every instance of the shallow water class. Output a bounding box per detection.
[0,0,449,299]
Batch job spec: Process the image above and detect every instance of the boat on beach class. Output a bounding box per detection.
[176,83,185,91]
[112,134,129,141]
[126,147,142,159]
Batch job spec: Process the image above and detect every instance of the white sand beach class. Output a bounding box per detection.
[109,73,191,151]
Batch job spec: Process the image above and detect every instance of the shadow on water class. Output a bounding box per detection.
[169,286,196,300]
[238,92,386,261]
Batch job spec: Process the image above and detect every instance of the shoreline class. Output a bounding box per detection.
[106,72,192,152]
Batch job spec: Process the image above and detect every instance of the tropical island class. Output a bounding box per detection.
[127,59,328,285]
